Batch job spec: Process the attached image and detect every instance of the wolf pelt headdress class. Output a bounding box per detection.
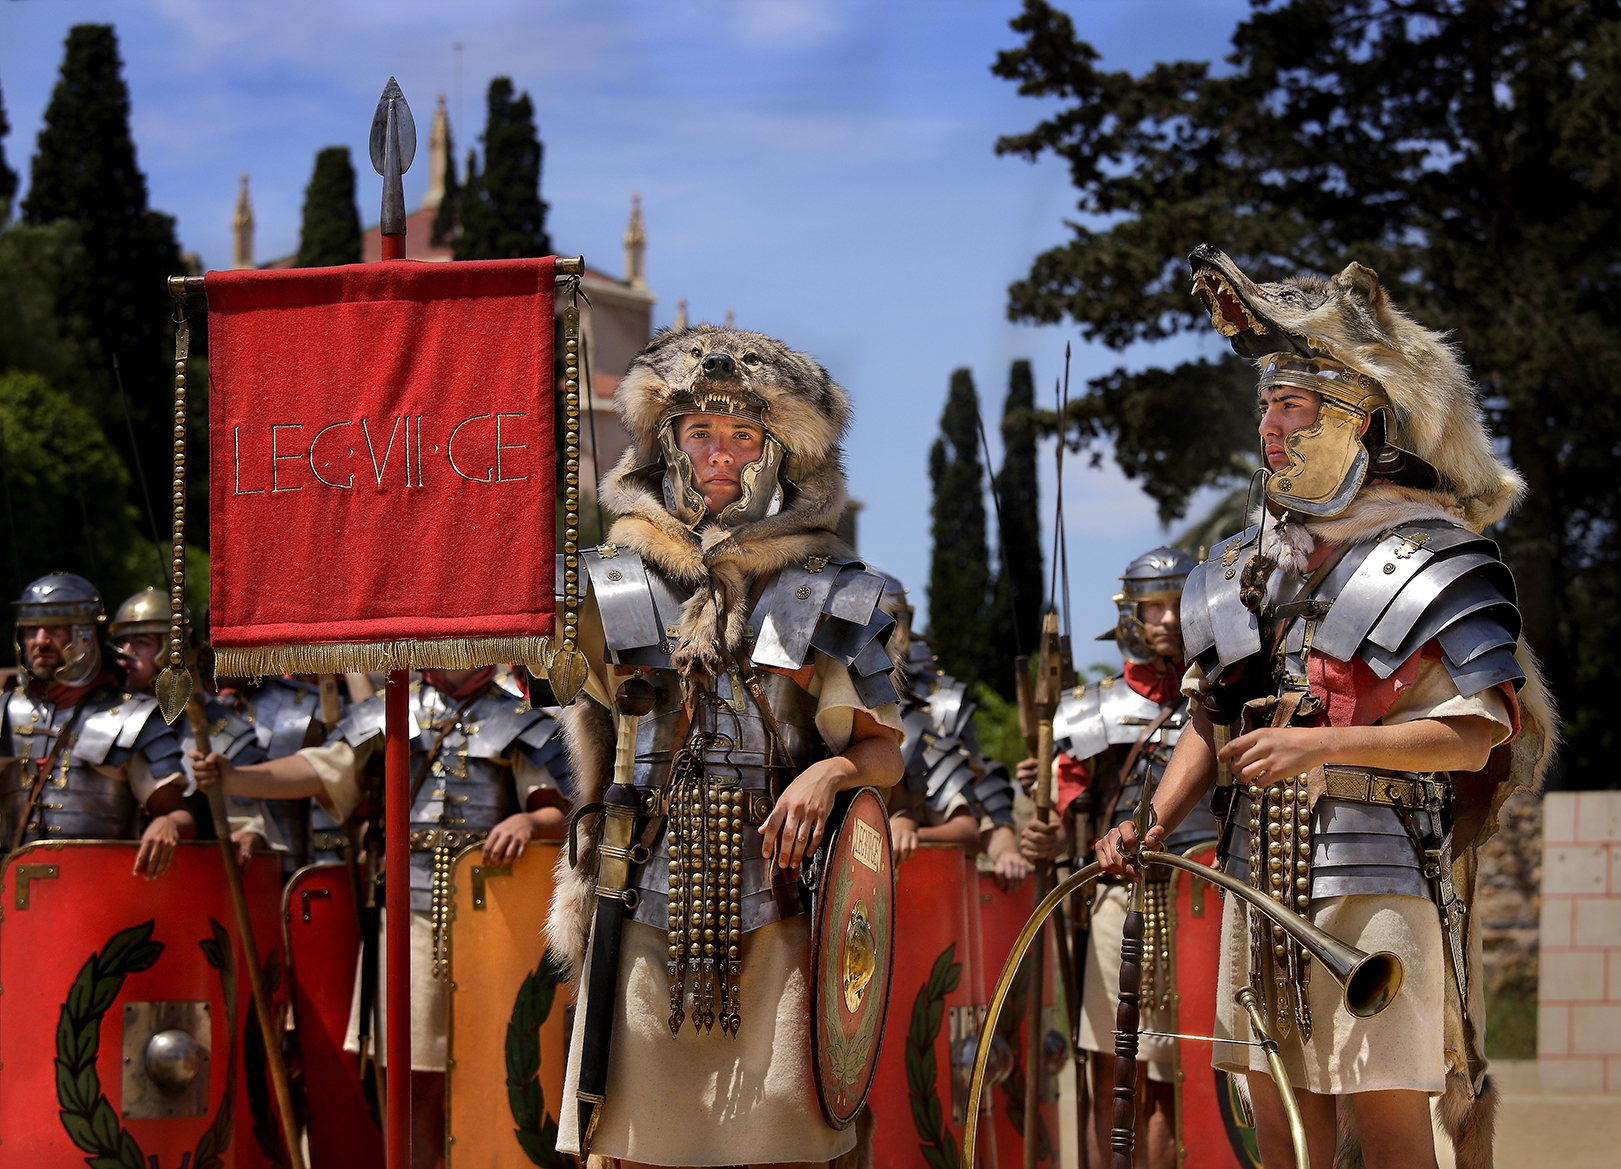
[550,326,857,976]
[1190,246,1552,1169]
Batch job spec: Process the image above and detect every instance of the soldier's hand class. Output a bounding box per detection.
[1095,819,1167,881]
[483,813,537,865]
[1020,816,1064,861]
[1015,758,1039,793]
[1217,726,1326,787]
[189,749,233,790]
[761,762,841,871]
[230,829,264,867]
[134,814,182,878]
[889,814,919,865]
[993,848,1030,890]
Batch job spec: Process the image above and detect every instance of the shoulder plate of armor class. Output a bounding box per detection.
[74,690,162,766]
[1181,525,1262,672]
[971,765,1017,827]
[463,687,557,760]
[754,559,898,707]
[927,677,972,740]
[898,707,936,783]
[333,693,389,749]
[1311,521,1522,695]
[248,678,325,757]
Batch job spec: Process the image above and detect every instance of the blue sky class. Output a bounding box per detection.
[0,0,1253,660]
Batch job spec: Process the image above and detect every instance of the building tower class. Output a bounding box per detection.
[674,298,688,330]
[232,173,255,269]
[623,194,647,289]
[424,92,450,213]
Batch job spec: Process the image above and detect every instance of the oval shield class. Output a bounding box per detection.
[810,787,894,1129]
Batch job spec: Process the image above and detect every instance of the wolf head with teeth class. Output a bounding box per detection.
[1189,243,1523,530]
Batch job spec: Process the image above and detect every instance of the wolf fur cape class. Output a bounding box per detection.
[1192,247,1557,1169]
[547,326,857,981]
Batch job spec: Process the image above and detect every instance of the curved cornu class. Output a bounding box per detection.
[962,861,1102,1166]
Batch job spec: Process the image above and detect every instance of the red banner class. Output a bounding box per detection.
[204,258,556,668]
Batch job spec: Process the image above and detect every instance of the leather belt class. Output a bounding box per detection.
[1321,767,1442,809]
[637,786,775,825]
[409,828,488,852]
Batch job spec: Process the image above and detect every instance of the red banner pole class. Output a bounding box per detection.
[385,668,411,1167]
[381,234,404,260]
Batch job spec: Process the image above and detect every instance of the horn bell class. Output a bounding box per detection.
[1144,849,1404,1019]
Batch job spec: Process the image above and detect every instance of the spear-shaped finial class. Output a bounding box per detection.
[370,77,417,255]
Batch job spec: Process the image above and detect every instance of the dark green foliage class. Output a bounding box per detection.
[0,221,102,405]
[20,25,183,542]
[904,943,962,1169]
[431,142,464,249]
[927,368,992,687]
[296,146,362,268]
[986,360,1044,696]
[0,369,154,607]
[456,78,552,260]
[0,82,17,223]
[994,0,1621,787]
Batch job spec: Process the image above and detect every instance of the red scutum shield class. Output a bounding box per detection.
[978,870,1061,1169]
[869,843,988,1168]
[1172,845,1259,1169]
[283,863,384,1168]
[0,841,285,1168]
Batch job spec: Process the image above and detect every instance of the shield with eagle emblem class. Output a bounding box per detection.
[809,786,894,1129]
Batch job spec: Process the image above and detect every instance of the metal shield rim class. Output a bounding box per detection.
[809,786,895,1129]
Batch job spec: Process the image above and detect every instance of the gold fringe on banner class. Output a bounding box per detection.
[212,636,555,679]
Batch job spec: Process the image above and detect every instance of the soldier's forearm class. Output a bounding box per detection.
[1296,716,1495,775]
[1148,707,1218,839]
[225,754,324,799]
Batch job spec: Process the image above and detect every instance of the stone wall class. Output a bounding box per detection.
[1539,790,1621,1091]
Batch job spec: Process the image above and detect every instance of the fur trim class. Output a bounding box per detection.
[546,697,615,980]
[614,325,851,473]
[1437,1072,1498,1169]
[1192,247,1526,528]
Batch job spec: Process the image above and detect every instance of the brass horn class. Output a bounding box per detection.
[1145,849,1404,1018]
[961,849,1405,1168]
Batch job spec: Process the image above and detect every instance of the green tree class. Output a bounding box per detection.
[20,24,182,537]
[0,81,17,223]
[986,359,1044,697]
[993,0,1621,788]
[296,146,362,267]
[0,369,152,607]
[0,220,101,405]
[456,78,551,260]
[927,368,992,686]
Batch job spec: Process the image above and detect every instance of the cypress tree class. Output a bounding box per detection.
[20,24,182,548]
[926,368,992,686]
[986,359,1043,697]
[296,146,362,267]
[456,78,551,260]
[0,82,17,223]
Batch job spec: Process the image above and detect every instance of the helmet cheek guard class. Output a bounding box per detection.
[1257,354,1392,519]
[14,572,105,687]
[1101,547,1197,665]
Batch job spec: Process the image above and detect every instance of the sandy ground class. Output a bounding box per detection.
[1433,1060,1621,1169]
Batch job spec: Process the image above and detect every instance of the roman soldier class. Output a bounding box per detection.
[2,573,190,876]
[882,580,1026,885]
[193,665,570,1166]
[108,588,269,862]
[1100,247,1556,1169]
[550,327,905,1167]
[1019,546,1214,1169]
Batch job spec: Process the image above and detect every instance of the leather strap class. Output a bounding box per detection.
[408,689,486,808]
[10,692,95,854]
[1097,700,1180,843]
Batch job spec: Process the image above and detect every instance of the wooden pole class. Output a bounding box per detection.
[188,696,307,1169]
[1024,612,1064,1169]
[384,669,411,1167]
